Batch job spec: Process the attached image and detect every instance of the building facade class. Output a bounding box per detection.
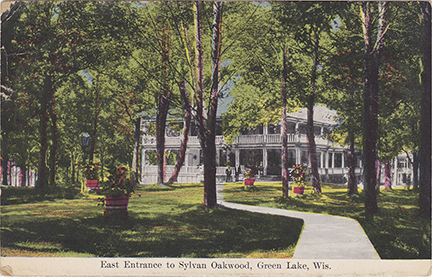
[139,106,414,187]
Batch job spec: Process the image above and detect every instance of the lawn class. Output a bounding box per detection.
[223,182,431,259]
[1,184,303,258]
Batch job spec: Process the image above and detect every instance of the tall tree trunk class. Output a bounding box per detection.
[156,97,170,185]
[49,76,57,187]
[37,75,51,188]
[132,116,141,185]
[204,1,223,208]
[2,138,9,186]
[361,1,388,216]
[89,75,100,163]
[384,161,391,190]
[168,81,191,184]
[194,0,207,203]
[195,1,206,141]
[348,130,357,195]
[156,24,172,185]
[282,51,290,198]
[21,163,27,187]
[376,159,381,192]
[419,1,431,219]
[195,1,223,208]
[71,152,75,184]
[307,32,321,194]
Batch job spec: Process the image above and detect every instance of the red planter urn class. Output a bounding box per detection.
[293,186,305,195]
[85,179,99,190]
[104,195,129,220]
[105,195,130,209]
[244,178,255,186]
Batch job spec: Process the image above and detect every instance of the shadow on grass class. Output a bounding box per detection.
[1,186,80,205]
[2,203,303,258]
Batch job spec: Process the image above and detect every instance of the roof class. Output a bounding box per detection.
[288,105,338,125]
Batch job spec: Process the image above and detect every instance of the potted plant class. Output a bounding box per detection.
[244,169,255,186]
[84,162,100,190]
[291,164,307,195]
[99,166,136,220]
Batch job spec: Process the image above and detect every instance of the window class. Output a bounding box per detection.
[215,121,223,136]
[166,122,183,137]
[146,150,158,165]
[268,124,281,134]
[301,151,308,165]
[166,150,179,165]
[190,122,198,136]
[219,149,227,166]
[298,124,307,134]
[287,122,296,134]
[398,160,407,168]
[334,153,343,168]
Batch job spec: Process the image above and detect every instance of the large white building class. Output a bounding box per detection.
[139,106,414,187]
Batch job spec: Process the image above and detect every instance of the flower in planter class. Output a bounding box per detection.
[84,162,99,180]
[244,169,255,179]
[291,164,307,187]
[99,166,136,197]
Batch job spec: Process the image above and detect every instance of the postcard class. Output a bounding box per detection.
[1,0,431,276]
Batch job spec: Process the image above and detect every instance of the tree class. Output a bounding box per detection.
[155,24,173,185]
[193,1,223,208]
[275,2,345,194]
[167,81,192,184]
[281,51,289,197]
[222,2,300,146]
[307,32,321,194]
[419,1,431,219]
[361,1,389,216]
[2,2,75,187]
[2,1,145,188]
[325,2,423,197]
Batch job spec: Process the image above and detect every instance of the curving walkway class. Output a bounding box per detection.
[216,183,380,259]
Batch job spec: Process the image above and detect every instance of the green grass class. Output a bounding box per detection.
[1,184,303,258]
[223,182,431,259]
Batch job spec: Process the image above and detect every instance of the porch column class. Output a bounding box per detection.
[392,156,398,187]
[320,151,324,168]
[141,148,146,184]
[341,152,345,168]
[235,148,240,169]
[184,151,190,168]
[295,146,301,165]
[331,151,335,175]
[263,149,268,176]
[325,149,329,182]
[216,149,220,166]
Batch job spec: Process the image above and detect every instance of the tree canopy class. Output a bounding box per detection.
[1,1,428,214]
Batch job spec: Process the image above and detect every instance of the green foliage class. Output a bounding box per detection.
[291,164,307,187]
[376,1,423,161]
[222,2,347,143]
[84,162,100,180]
[99,166,136,197]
